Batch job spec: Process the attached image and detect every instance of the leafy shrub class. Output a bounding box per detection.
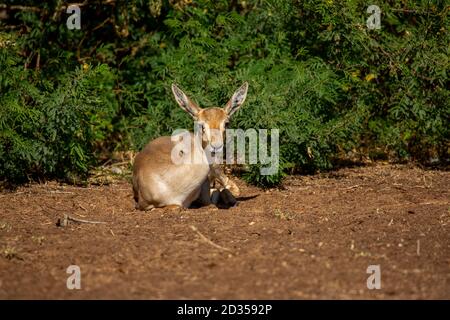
[0,0,448,187]
[0,37,117,184]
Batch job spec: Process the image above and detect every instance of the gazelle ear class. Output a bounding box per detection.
[171,84,201,118]
[224,82,248,117]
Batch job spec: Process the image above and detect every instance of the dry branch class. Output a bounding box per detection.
[57,214,106,227]
[190,225,231,252]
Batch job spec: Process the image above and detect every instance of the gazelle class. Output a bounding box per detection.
[132,82,248,210]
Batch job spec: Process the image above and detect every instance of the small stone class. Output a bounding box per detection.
[110,167,123,174]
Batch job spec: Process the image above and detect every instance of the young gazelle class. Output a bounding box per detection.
[132,82,248,210]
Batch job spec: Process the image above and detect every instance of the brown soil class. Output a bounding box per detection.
[0,164,449,299]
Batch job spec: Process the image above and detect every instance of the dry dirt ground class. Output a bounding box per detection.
[0,164,448,299]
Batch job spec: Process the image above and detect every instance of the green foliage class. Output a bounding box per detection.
[242,157,291,189]
[0,37,117,183]
[0,0,448,186]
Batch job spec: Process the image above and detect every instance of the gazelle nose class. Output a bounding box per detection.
[212,145,223,153]
[210,141,223,152]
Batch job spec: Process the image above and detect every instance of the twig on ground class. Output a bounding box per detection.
[190,225,231,252]
[110,161,131,167]
[57,214,106,227]
[71,211,87,218]
[49,191,74,194]
[342,185,360,190]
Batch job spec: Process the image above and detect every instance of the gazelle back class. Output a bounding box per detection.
[132,82,248,210]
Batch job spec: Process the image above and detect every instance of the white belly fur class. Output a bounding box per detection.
[153,163,210,207]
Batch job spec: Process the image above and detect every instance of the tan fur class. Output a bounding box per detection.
[132,82,248,210]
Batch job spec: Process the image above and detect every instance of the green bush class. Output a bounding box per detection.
[0,36,117,183]
[0,0,448,187]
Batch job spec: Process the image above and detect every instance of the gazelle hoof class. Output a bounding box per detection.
[220,189,237,207]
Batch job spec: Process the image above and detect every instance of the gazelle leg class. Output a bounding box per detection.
[209,165,240,197]
[210,188,220,205]
[199,178,212,206]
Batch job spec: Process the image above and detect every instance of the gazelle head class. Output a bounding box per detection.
[171,82,248,154]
